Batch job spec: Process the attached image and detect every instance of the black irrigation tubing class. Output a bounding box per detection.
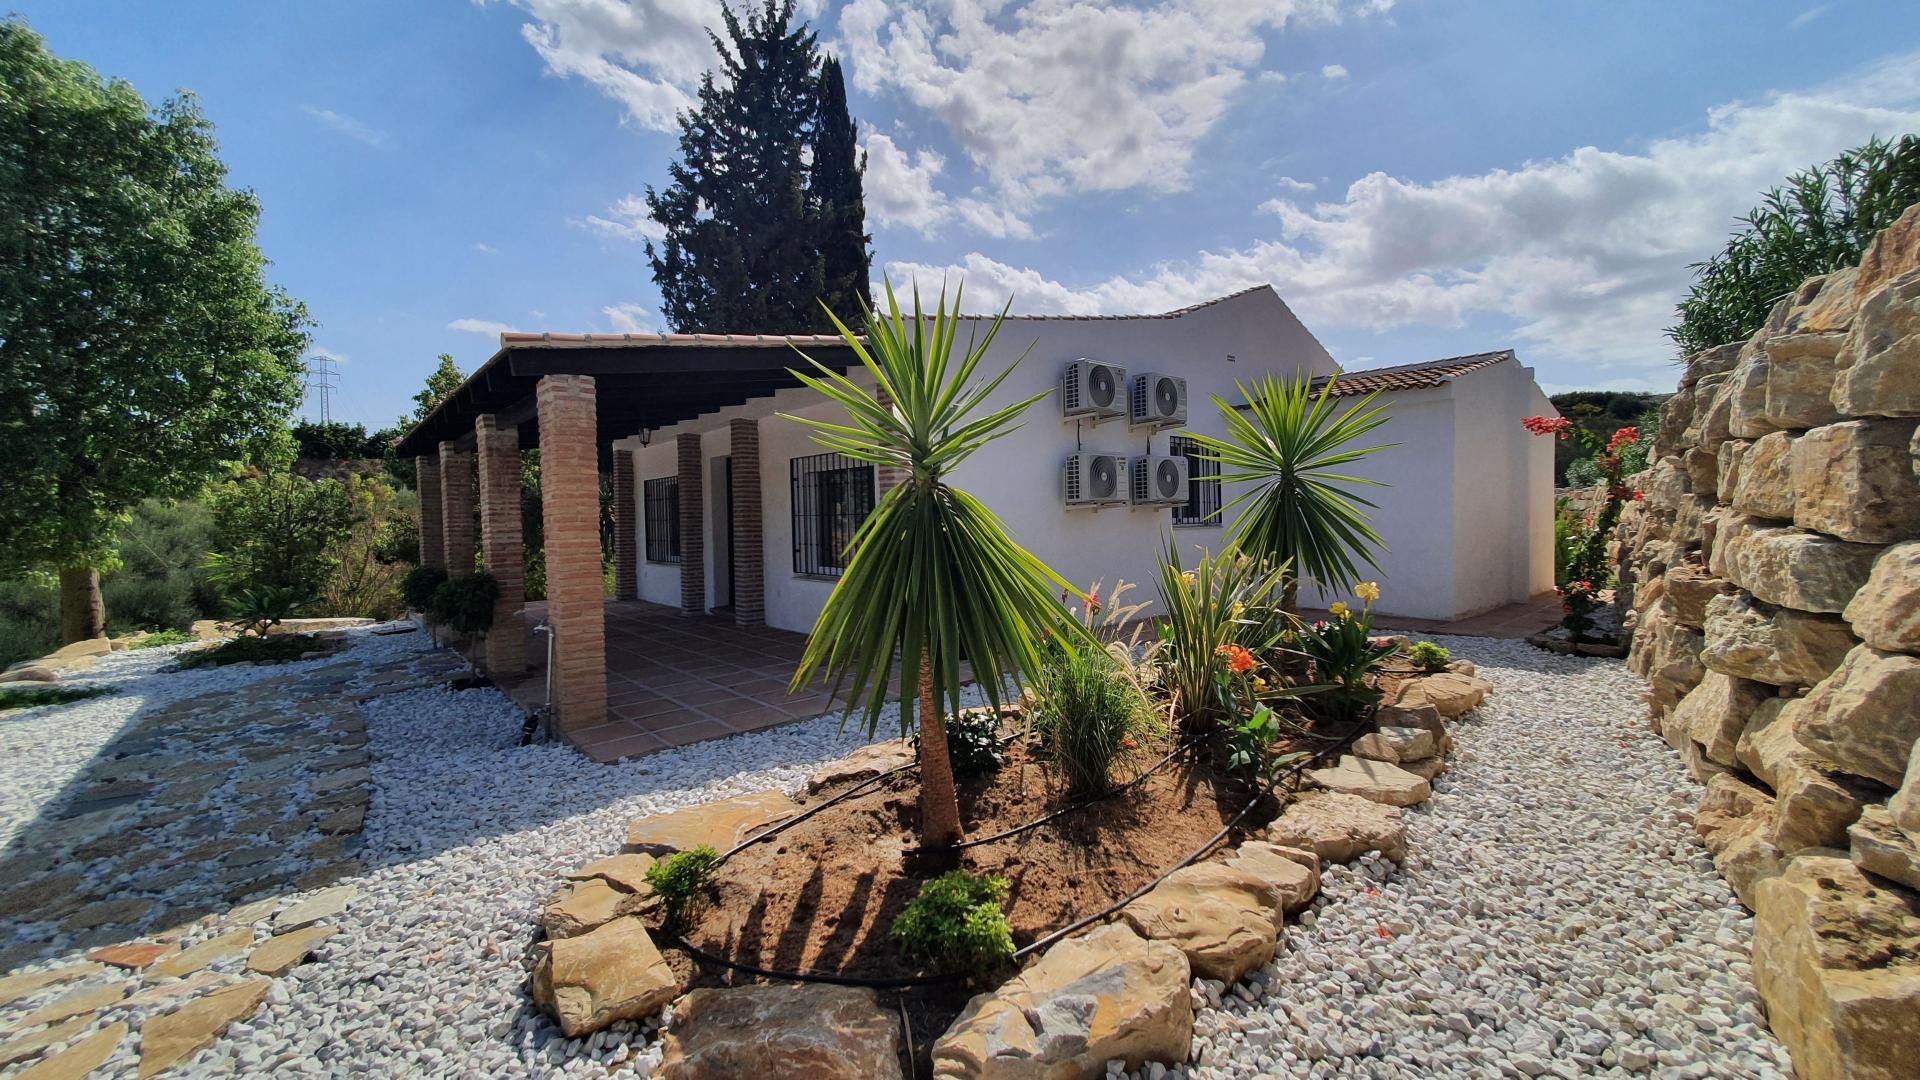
[672,710,1375,990]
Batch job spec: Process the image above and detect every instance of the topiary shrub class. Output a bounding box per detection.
[428,572,498,638]
[1408,640,1452,673]
[401,565,448,614]
[645,845,720,931]
[891,870,1015,976]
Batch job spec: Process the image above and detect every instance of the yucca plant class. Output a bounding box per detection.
[1155,543,1290,734]
[784,280,1089,847]
[1185,374,1394,615]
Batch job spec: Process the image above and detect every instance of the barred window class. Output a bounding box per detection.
[791,452,875,577]
[643,477,680,563]
[1169,435,1222,527]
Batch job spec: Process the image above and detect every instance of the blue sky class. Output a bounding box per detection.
[14,1,1920,427]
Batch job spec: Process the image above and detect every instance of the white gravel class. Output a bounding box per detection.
[1169,634,1793,1079]
[3,628,1792,1077]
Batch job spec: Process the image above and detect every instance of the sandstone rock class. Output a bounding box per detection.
[1628,598,1706,716]
[1266,791,1407,862]
[1700,592,1855,687]
[1671,670,1771,767]
[16,1021,126,1080]
[1694,773,1782,908]
[1307,755,1430,807]
[145,929,253,979]
[1687,341,1746,383]
[1397,755,1447,782]
[1892,743,1920,836]
[86,942,171,971]
[1852,204,1920,302]
[567,853,657,894]
[931,923,1190,1080]
[1730,430,1796,520]
[1661,563,1733,628]
[1716,438,1752,503]
[22,982,126,1027]
[659,984,903,1080]
[137,979,270,1078]
[49,638,113,660]
[246,925,335,976]
[0,1017,93,1071]
[1387,671,1490,720]
[1834,269,1920,418]
[1763,331,1849,430]
[806,739,916,794]
[1354,725,1434,764]
[1712,517,1880,614]
[1120,863,1283,983]
[1799,266,1862,333]
[272,885,354,932]
[1794,645,1920,787]
[1683,446,1718,493]
[543,878,649,939]
[1791,419,1920,543]
[1694,372,1735,453]
[0,666,59,684]
[1373,703,1443,739]
[1843,541,1920,654]
[1223,842,1320,912]
[532,916,679,1037]
[1739,698,1873,854]
[0,963,102,1008]
[1849,805,1920,892]
[1750,855,1920,1080]
[626,790,800,856]
[1727,341,1782,439]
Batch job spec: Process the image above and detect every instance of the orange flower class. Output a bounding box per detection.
[1216,643,1255,674]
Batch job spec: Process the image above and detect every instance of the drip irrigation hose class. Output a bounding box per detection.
[668,710,1375,990]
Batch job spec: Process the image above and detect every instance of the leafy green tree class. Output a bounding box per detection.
[0,21,311,641]
[646,0,869,332]
[1186,375,1395,615]
[412,354,464,423]
[204,472,354,616]
[1671,134,1920,358]
[785,282,1087,846]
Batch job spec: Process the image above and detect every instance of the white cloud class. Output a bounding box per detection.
[493,0,722,130]
[1274,175,1317,193]
[449,317,516,336]
[839,0,1388,205]
[301,105,385,145]
[580,194,668,242]
[862,133,1032,239]
[884,52,1920,385]
[1320,63,1349,80]
[473,242,499,255]
[1789,4,1830,30]
[603,302,654,333]
[307,346,349,366]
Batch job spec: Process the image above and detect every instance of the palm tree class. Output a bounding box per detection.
[784,279,1087,847]
[1186,373,1395,614]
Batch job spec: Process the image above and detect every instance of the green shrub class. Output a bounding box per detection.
[1296,598,1398,725]
[914,707,1003,779]
[205,472,354,615]
[645,845,720,930]
[314,475,411,621]
[401,565,448,613]
[175,633,327,669]
[1032,640,1159,797]
[1408,641,1451,673]
[1155,543,1288,735]
[103,498,220,630]
[1224,705,1307,790]
[428,572,499,637]
[0,684,116,711]
[129,628,195,649]
[891,870,1015,976]
[0,576,60,669]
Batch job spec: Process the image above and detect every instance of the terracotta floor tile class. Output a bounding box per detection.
[651,716,738,745]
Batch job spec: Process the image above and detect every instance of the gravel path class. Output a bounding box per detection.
[1179,635,1794,1079]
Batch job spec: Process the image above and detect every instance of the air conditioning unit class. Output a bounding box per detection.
[1062,359,1126,422]
[1130,373,1187,429]
[1063,453,1126,507]
[1131,454,1190,506]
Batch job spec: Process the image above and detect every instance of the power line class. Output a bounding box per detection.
[306,354,339,425]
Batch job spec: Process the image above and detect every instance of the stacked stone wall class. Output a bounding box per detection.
[1616,205,1920,1080]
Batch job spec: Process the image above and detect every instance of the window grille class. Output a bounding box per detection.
[643,477,680,563]
[1169,435,1222,527]
[791,452,875,576]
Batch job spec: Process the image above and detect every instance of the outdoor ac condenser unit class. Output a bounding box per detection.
[1131,454,1190,506]
[1064,452,1126,507]
[1062,359,1127,422]
[1129,372,1187,429]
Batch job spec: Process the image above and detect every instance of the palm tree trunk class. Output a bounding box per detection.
[916,650,965,848]
[59,566,105,644]
[1281,572,1299,620]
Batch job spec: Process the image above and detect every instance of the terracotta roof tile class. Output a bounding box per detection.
[1312,351,1514,396]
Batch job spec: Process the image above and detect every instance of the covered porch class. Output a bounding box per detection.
[394,331,861,760]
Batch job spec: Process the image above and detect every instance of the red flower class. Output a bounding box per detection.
[1633,490,1646,502]
[1606,426,1640,452]
[1216,644,1256,674]
[1085,589,1101,613]
[1521,415,1575,440]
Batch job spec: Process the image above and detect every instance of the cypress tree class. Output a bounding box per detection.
[646,0,868,333]
[811,57,871,321]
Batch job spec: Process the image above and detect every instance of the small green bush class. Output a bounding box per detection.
[1407,641,1452,673]
[892,870,1015,975]
[645,845,720,930]
[916,707,1003,779]
[1032,641,1159,798]
[129,628,195,649]
[428,572,499,637]
[401,565,448,613]
[175,633,327,669]
[0,684,116,711]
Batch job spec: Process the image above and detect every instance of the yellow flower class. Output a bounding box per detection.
[1181,570,1197,588]
[1355,581,1381,603]
[1253,676,1269,691]
[1329,601,1351,619]
[1231,601,1246,619]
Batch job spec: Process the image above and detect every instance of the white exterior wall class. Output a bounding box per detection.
[612,289,1555,629]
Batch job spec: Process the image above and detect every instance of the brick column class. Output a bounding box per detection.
[536,376,608,732]
[677,433,705,614]
[612,449,638,601]
[729,419,764,628]
[475,415,526,675]
[439,442,476,576]
[416,456,445,572]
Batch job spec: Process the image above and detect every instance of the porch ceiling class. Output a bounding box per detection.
[394,334,863,460]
